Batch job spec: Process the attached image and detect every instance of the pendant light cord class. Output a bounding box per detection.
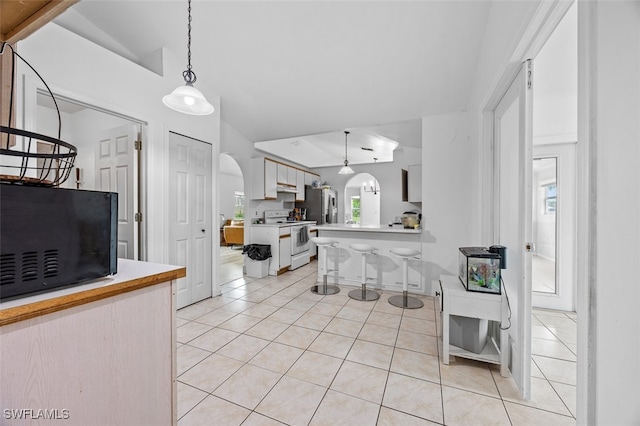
[344,131,350,166]
[183,0,197,84]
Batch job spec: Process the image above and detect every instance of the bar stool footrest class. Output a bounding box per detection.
[310,285,341,295]
[388,293,424,309]
[348,288,380,301]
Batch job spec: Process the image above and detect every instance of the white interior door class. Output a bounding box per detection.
[169,132,212,309]
[95,124,139,260]
[494,61,533,399]
[532,143,576,311]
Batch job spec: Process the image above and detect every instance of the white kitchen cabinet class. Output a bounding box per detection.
[279,234,291,269]
[305,171,319,186]
[296,169,305,202]
[251,225,293,275]
[265,160,278,198]
[251,157,278,199]
[288,167,297,186]
[309,229,318,259]
[277,163,286,184]
[408,164,422,203]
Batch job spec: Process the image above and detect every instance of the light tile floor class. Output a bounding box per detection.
[177,261,577,425]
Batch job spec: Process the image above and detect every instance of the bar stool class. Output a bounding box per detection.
[348,244,380,301]
[310,237,340,295]
[388,248,423,309]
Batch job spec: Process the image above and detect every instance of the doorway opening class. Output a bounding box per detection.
[344,173,380,226]
[532,157,557,294]
[35,90,146,260]
[219,153,245,285]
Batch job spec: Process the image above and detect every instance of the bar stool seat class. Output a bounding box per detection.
[310,237,340,295]
[348,244,380,301]
[388,248,423,309]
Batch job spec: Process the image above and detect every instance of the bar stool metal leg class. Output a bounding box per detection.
[348,245,379,301]
[311,242,340,295]
[388,250,423,309]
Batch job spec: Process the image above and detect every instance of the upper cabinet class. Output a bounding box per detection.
[402,165,422,203]
[296,169,306,202]
[276,163,289,185]
[304,172,318,187]
[408,164,422,203]
[251,157,278,199]
[251,157,320,200]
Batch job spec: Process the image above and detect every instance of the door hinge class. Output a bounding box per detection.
[526,60,533,90]
[135,212,142,222]
[134,140,142,150]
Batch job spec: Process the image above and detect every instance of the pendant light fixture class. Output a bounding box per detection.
[339,130,355,175]
[162,0,214,115]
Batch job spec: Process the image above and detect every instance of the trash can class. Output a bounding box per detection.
[242,244,272,278]
[449,315,488,354]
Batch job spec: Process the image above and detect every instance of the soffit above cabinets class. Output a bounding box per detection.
[255,118,422,169]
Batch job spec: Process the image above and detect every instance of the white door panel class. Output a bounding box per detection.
[169,132,212,309]
[494,61,533,399]
[95,124,138,260]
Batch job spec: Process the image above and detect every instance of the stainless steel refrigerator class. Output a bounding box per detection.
[296,186,338,224]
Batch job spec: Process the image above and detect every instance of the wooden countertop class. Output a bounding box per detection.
[0,259,186,326]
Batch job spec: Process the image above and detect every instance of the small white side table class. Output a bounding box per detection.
[438,275,509,377]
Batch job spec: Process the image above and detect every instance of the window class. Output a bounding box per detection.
[351,196,361,224]
[234,191,244,219]
[543,183,556,214]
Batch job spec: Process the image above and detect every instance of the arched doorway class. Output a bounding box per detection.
[345,173,381,226]
[219,153,245,284]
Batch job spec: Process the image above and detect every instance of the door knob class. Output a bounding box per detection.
[201,229,206,233]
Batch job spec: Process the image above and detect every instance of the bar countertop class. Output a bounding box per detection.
[314,224,422,234]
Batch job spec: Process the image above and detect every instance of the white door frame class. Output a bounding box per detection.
[20,78,148,260]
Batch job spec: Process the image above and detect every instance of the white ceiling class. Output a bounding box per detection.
[51,1,495,167]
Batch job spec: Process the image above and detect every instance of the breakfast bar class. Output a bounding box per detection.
[314,224,424,294]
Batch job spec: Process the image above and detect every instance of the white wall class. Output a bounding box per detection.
[421,111,475,294]
[580,1,640,423]
[219,173,244,221]
[20,23,221,265]
[533,1,577,145]
[313,146,422,226]
[359,189,380,226]
[220,120,303,244]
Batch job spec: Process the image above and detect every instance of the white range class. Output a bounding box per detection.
[251,210,317,275]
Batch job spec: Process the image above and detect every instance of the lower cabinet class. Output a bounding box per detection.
[251,226,292,275]
[279,235,291,270]
[310,229,318,259]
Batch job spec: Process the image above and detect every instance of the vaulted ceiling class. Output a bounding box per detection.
[45,1,496,165]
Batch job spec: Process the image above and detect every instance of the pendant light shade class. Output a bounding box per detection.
[339,130,355,175]
[163,0,214,115]
[163,83,214,115]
